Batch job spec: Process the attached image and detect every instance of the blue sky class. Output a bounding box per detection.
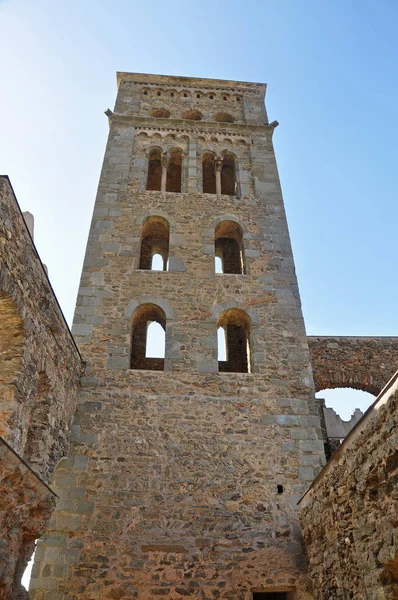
[1,0,397,419]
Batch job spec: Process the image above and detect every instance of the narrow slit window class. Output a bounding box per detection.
[217,327,227,361]
[215,256,223,274]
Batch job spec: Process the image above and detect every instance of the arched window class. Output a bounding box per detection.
[217,308,252,373]
[130,304,166,370]
[215,220,245,274]
[166,147,182,193]
[221,152,236,195]
[202,152,216,194]
[139,216,170,271]
[146,147,162,191]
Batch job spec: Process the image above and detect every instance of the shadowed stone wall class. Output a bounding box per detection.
[0,176,82,597]
[31,73,324,599]
[299,373,398,600]
[0,438,56,600]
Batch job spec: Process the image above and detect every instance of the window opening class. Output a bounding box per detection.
[202,152,216,194]
[139,216,170,271]
[215,256,223,274]
[217,327,227,361]
[215,221,245,274]
[131,304,166,370]
[151,253,164,271]
[217,309,252,373]
[146,321,165,358]
[277,485,284,494]
[166,147,182,192]
[146,147,162,191]
[221,152,236,195]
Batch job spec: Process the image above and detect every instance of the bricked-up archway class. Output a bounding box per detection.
[308,336,398,396]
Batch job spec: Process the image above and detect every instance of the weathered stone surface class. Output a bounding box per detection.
[0,176,82,596]
[299,373,398,600]
[0,437,56,600]
[31,73,323,599]
[308,335,398,395]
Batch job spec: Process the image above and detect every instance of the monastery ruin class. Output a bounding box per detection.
[0,72,397,599]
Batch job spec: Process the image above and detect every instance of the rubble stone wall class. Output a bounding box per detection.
[31,74,324,600]
[0,176,82,478]
[0,438,56,600]
[0,177,82,597]
[299,373,398,600]
[308,335,398,395]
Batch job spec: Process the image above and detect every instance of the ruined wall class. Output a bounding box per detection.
[0,437,56,600]
[0,176,82,478]
[299,373,398,600]
[0,176,82,597]
[31,74,324,600]
[308,336,398,395]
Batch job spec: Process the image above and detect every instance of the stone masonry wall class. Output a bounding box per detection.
[0,176,82,597]
[0,437,56,600]
[31,74,324,600]
[299,373,398,600]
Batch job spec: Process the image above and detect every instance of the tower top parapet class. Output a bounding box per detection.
[116,71,267,97]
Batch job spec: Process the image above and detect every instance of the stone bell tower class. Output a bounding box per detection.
[31,73,324,600]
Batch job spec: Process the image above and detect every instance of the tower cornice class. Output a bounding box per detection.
[107,113,277,137]
[116,71,267,97]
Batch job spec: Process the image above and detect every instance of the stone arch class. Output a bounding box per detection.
[217,308,252,373]
[308,336,398,396]
[130,303,167,371]
[139,216,170,271]
[125,296,174,322]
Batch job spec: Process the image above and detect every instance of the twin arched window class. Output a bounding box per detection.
[202,152,236,195]
[145,148,237,196]
[139,216,245,274]
[130,304,252,373]
[146,147,183,192]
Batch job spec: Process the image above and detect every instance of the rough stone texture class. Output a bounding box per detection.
[308,336,398,395]
[299,373,398,600]
[31,73,324,599]
[0,176,82,596]
[0,437,56,600]
[0,176,82,478]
